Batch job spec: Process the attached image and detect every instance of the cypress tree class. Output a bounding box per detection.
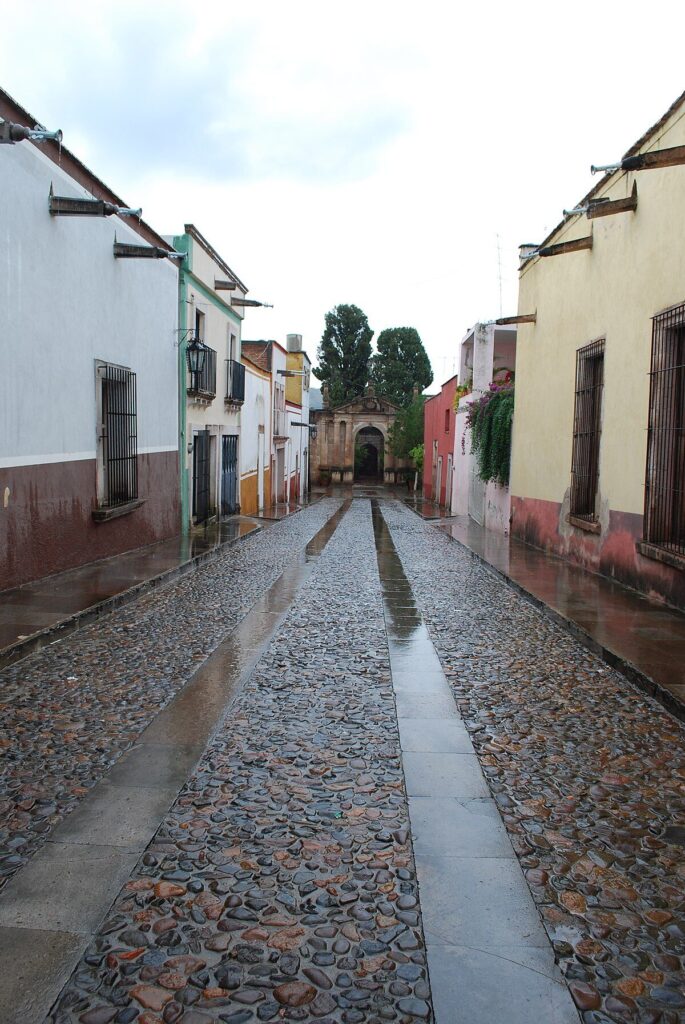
[371,327,433,406]
[313,304,373,405]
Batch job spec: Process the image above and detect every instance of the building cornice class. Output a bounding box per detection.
[184,223,248,292]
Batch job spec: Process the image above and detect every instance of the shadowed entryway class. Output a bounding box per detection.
[355,425,384,480]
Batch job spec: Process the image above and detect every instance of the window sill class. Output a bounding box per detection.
[92,498,145,523]
[567,514,601,534]
[636,541,685,572]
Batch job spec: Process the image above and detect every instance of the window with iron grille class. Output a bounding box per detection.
[225,359,246,403]
[188,345,217,398]
[643,303,685,557]
[570,339,605,521]
[97,363,138,507]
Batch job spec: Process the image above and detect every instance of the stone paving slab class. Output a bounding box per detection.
[49,784,181,848]
[397,720,472,754]
[0,926,84,1024]
[0,842,140,934]
[401,752,489,799]
[427,944,577,1024]
[416,855,551,949]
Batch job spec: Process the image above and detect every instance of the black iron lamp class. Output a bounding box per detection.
[186,336,207,376]
[310,425,318,441]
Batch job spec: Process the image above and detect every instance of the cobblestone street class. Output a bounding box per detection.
[383,503,685,1024]
[1,497,684,1023]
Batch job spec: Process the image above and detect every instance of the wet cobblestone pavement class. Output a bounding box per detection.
[46,501,433,1024]
[0,500,339,892]
[382,503,685,1024]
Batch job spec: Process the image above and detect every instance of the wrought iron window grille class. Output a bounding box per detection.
[643,303,685,557]
[97,363,138,509]
[570,338,605,522]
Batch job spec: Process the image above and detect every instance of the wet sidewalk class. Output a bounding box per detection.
[432,516,685,720]
[0,518,261,669]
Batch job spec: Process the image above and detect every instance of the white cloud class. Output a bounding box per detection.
[2,0,685,383]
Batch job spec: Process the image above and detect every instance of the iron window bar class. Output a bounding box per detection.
[570,339,605,522]
[101,364,138,508]
[188,345,217,399]
[643,303,685,557]
[193,428,211,524]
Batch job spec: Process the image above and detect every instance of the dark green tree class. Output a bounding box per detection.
[370,327,433,406]
[388,394,426,460]
[313,304,373,405]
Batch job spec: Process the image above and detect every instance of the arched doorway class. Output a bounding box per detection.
[355,426,384,481]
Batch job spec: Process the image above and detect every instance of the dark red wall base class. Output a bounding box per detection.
[511,495,685,611]
[0,452,180,591]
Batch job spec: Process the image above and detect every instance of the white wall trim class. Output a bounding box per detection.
[0,445,178,469]
[0,451,96,469]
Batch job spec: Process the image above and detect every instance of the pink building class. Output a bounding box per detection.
[423,376,458,507]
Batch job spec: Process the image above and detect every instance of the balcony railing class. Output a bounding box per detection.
[225,359,246,404]
[187,345,216,399]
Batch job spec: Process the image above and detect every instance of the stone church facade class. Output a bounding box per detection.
[310,385,410,485]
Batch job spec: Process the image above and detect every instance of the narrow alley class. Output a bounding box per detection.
[1,498,684,1024]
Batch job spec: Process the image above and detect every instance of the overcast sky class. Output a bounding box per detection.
[3,0,684,388]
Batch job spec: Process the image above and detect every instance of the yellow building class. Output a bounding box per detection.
[510,90,685,610]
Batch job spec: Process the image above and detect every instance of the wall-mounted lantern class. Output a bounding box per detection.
[186,336,207,376]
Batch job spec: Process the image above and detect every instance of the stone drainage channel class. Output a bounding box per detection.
[371,501,578,1024]
[1,498,579,1023]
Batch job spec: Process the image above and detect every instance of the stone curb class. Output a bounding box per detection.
[418,515,685,727]
[0,524,263,672]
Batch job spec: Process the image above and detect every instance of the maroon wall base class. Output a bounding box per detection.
[0,452,180,591]
[511,495,685,611]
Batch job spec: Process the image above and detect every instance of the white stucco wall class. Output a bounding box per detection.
[452,406,470,515]
[0,140,178,467]
[241,363,270,475]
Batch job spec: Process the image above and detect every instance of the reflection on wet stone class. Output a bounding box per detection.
[0,500,341,892]
[45,501,434,1023]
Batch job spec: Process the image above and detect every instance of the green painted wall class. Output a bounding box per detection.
[173,233,192,533]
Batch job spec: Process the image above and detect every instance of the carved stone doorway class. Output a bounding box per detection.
[355,426,384,481]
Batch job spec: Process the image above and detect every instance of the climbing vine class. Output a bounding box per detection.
[466,383,515,486]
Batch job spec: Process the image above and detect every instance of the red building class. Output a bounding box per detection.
[423,376,458,507]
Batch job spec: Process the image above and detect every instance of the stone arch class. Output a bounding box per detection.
[354,424,385,481]
[353,421,388,444]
